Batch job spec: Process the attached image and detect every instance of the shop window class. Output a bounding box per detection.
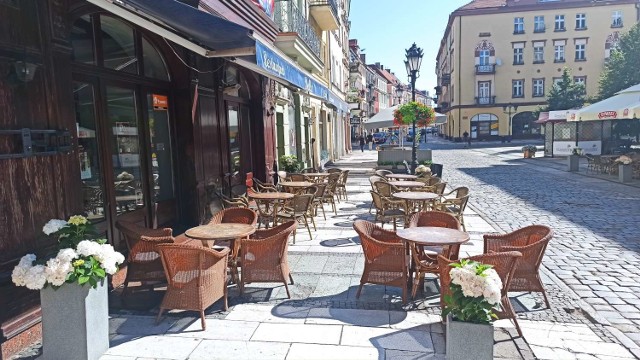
[70,15,94,64]
[143,38,170,81]
[470,113,499,139]
[100,16,138,74]
[228,105,241,173]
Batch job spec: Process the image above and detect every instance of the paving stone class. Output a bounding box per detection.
[188,340,290,360]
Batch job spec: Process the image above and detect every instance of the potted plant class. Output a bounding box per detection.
[415,164,432,177]
[279,154,301,173]
[521,145,537,158]
[377,161,393,170]
[567,147,582,172]
[443,260,503,360]
[12,216,124,360]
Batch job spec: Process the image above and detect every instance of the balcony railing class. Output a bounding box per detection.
[475,64,495,74]
[274,1,321,58]
[309,0,338,20]
[475,96,496,105]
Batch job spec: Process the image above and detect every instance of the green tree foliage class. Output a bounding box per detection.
[542,68,585,111]
[598,23,640,100]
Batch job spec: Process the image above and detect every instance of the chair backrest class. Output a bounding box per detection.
[369,175,385,188]
[434,182,447,195]
[289,173,308,182]
[242,221,297,267]
[313,183,327,198]
[453,186,469,198]
[427,177,441,186]
[438,251,522,308]
[288,194,314,213]
[373,181,398,197]
[338,170,350,185]
[301,185,318,195]
[326,173,341,193]
[408,211,461,229]
[370,191,386,211]
[116,220,173,256]
[300,168,317,174]
[375,169,392,177]
[484,225,553,271]
[353,220,405,265]
[327,168,342,174]
[209,207,257,225]
[157,244,229,289]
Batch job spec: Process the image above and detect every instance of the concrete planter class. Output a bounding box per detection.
[619,164,632,183]
[376,165,394,170]
[567,154,580,172]
[40,280,109,360]
[446,315,493,360]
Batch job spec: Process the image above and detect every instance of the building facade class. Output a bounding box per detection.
[348,39,367,138]
[435,0,638,141]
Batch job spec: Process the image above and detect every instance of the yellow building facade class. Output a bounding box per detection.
[436,0,637,141]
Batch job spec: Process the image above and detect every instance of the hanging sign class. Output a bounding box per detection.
[153,94,168,110]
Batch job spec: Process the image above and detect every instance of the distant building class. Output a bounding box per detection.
[435,0,637,141]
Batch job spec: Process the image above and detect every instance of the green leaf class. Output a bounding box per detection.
[78,276,90,284]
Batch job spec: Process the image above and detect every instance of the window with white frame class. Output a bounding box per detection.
[479,49,490,65]
[478,81,491,98]
[612,10,623,27]
[534,16,545,32]
[512,79,524,97]
[514,17,524,33]
[554,40,566,62]
[574,76,586,89]
[555,15,565,31]
[533,79,545,97]
[575,13,586,29]
[533,42,545,63]
[513,47,524,64]
[575,39,586,60]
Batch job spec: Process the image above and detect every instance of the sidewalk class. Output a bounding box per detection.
[15,149,634,359]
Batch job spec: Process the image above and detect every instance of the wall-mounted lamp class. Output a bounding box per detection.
[14,61,38,82]
[266,105,275,116]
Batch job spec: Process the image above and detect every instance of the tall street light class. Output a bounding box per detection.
[502,103,518,142]
[404,43,424,174]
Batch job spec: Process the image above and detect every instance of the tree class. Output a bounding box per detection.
[542,68,585,111]
[598,23,640,100]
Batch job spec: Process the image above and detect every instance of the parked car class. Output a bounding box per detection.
[372,132,387,144]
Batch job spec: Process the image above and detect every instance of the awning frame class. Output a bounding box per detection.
[87,0,256,58]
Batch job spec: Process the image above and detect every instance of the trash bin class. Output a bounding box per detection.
[430,163,443,178]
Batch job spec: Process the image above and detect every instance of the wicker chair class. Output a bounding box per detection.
[407,211,461,298]
[311,183,327,220]
[436,187,469,231]
[438,251,523,336]
[276,194,315,244]
[253,178,277,192]
[368,176,386,213]
[353,220,408,303]
[370,191,407,230]
[375,169,393,177]
[217,191,249,209]
[288,173,309,182]
[156,244,229,330]
[326,168,342,174]
[207,207,257,282]
[116,220,175,296]
[433,182,447,195]
[425,177,441,186]
[240,221,297,298]
[300,167,317,174]
[322,174,340,214]
[484,225,554,308]
[336,170,350,200]
[373,181,400,197]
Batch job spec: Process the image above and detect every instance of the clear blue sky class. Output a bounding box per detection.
[349,0,467,94]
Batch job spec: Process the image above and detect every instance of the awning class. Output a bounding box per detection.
[87,0,256,57]
[234,39,331,102]
[327,90,349,113]
[363,106,447,129]
[574,84,640,121]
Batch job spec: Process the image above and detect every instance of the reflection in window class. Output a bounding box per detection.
[228,105,241,173]
[143,38,170,81]
[70,15,94,64]
[74,82,105,221]
[107,86,145,215]
[100,16,137,74]
[147,94,174,202]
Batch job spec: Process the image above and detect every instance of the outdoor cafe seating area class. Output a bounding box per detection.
[112,166,554,338]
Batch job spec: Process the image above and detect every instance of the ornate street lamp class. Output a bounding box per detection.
[395,85,403,105]
[405,43,424,174]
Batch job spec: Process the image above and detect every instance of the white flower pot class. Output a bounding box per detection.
[619,164,632,183]
[446,314,493,360]
[40,280,109,360]
[567,154,580,172]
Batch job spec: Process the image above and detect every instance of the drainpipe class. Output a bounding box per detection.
[458,15,462,140]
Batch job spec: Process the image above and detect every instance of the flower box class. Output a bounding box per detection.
[41,280,109,360]
[446,314,493,360]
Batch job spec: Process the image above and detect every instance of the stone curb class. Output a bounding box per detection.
[468,202,640,359]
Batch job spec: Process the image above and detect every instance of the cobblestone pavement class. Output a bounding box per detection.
[431,144,640,358]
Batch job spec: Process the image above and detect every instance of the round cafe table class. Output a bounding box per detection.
[248,191,294,225]
[396,226,469,247]
[280,181,315,193]
[386,173,418,181]
[392,191,439,212]
[388,181,425,189]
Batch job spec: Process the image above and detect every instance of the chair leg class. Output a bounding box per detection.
[392,218,397,231]
[541,288,551,309]
[303,215,312,239]
[356,283,364,299]
[289,273,295,285]
[292,228,296,244]
[155,308,165,325]
[332,200,337,215]
[321,203,326,220]
[283,281,291,299]
[200,310,206,330]
[411,271,423,299]
[310,214,317,231]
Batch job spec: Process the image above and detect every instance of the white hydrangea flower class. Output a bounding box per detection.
[24,265,47,290]
[12,254,37,287]
[94,244,124,275]
[56,248,78,262]
[45,257,73,287]
[76,240,102,257]
[42,219,68,235]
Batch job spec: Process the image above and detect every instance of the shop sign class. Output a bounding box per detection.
[153,94,168,110]
[598,111,617,119]
[553,141,602,156]
[256,41,328,100]
[350,117,361,125]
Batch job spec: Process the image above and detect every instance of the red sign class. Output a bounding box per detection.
[598,111,617,119]
[153,94,168,110]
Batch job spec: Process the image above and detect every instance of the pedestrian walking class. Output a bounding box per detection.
[462,131,470,147]
[358,134,365,152]
[366,133,373,150]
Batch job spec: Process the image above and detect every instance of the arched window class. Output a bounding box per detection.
[70,14,170,81]
[470,113,499,139]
